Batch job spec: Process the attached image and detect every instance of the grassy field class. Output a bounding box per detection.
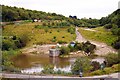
[3,22,76,46]
[78,27,117,45]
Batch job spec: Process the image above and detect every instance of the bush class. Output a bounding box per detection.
[41,65,54,74]
[91,61,100,71]
[2,50,20,71]
[82,41,96,54]
[68,44,77,52]
[71,57,93,75]
[74,43,83,50]
[62,36,65,38]
[44,26,49,33]
[90,70,104,76]
[19,34,29,47]
[105,53,120,67]
[67,27,75,34]
[60,46,70,55]
[104,24,112,29]
[104,68,113,74]
[113,40,120,49]
[2,39,16,50]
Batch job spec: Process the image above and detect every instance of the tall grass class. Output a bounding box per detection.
[78,27,117,45]
[3,22,76,46]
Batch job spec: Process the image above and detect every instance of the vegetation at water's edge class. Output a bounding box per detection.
[2,50,21,72]
[40,53,120,76]
[71,53,119,76]
[59,41,96,56]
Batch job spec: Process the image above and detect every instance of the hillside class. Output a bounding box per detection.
[1,5,67,21]
[100,9,120,49]
[100,9,120,27]
[1,5,100,27]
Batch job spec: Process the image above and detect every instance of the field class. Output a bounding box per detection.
[3,22,76,47]
[78,27,117,45]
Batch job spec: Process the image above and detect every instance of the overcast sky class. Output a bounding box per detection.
[1,0,120,19]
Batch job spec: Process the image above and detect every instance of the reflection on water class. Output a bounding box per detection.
[21,65,72,74]
[12,54,75,73]
[12,54,105,74]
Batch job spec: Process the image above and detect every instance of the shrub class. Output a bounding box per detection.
[113,41,120,49]
[71,57,93,75]
[62,36,65,38]
[19,34,29,47]
[41,65,54,74]
[67,27,75,34]
[82,41,96,54]
[53,36,56,39]
[91,61,100,71]
[57,40,67,44]
[74,43,83,50]
[90,70,104,76]
[52,39,56,42]
[44,26,49,33]
[68,44,77,52]
[60,46,70,55]
[2,39,16,50]
[104,68,113,74]
[57,29,60,32]
[104,24,112,29]
[12,35,17,40]
[105,53,120,67]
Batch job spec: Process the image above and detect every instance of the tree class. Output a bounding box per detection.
[71,57,93,75]
[82,41,96,54]
[2,39,16,50]
[19,34,29,47]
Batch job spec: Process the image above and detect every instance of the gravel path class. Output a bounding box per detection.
[75,27,117,56]
[1,73,119,79]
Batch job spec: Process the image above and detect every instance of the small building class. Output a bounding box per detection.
[33,19,41,22]
[49,49,60,57]
[33,19,38,22]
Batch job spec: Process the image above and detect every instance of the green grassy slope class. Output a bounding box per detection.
[3,22,76,46]
[78,27,117,45]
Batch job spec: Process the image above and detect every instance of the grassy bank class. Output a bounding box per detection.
[3,22,76,47]
[78,27,117,45]
[2,50,21,72]
[84,64,119,77]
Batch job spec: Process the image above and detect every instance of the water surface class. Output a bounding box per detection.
[12,54,105,74]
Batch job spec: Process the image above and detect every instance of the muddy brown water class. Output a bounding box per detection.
[12,53,76,73]
[12,53,105,74]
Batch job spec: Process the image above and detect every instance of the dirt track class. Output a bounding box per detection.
[75,27,117,55]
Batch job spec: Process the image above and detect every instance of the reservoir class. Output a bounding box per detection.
[12,53,105,74]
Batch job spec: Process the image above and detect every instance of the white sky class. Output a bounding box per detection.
[1,0,120,19]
